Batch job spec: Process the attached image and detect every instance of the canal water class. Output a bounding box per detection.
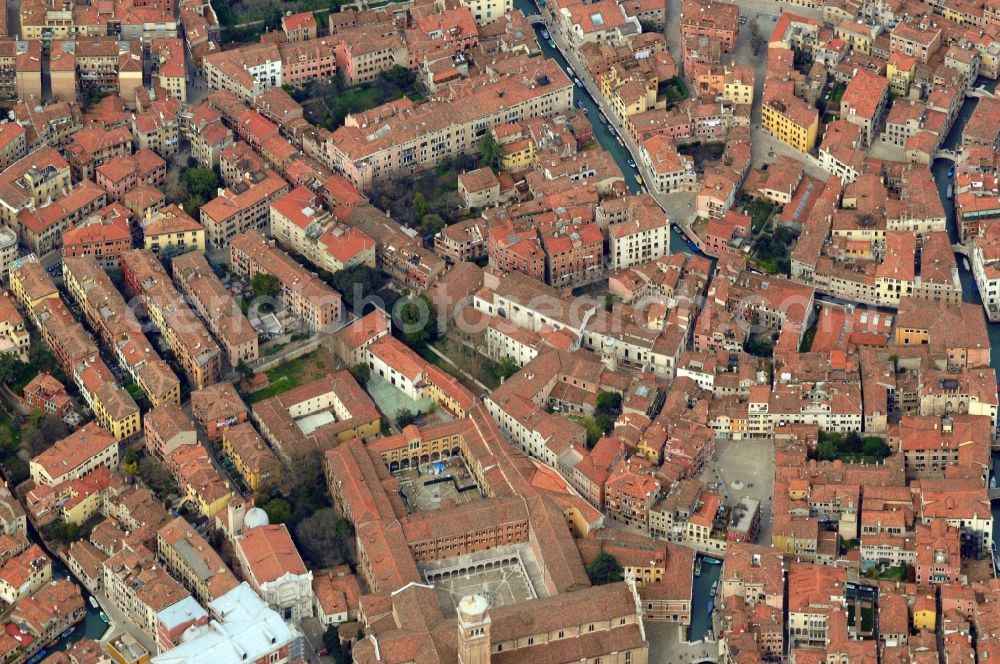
[47,555,111,653]
[515,0,1000,635]
[512,0,693,259]
[931,78,1000,552]
[929,75,1000,551]
[689,555,722,641]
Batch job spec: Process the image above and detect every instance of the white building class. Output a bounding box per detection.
[0,227,16,281]
[608,215,670,270]
[458,0,512,23]
[153,583,304,664]
[366,336,425,402]
[233,519,314,621]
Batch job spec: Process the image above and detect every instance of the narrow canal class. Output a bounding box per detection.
[929,75,1000,552]
[689,555,722,641]
[512,0,693,259]
[517,0,999,634]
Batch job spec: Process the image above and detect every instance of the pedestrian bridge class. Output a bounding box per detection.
[968,88,995,99]
[934,150,960,163]
[952,243,970,257]
[525,13,545,24]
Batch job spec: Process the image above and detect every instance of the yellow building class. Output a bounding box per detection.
[886,55,916,95]
[500,138,534,172]
[761,92,819,153]
[90,381,142,441]
[834,22,878,53]
[221,422,280,492]
[723,75,754,105]
[61,484,104,526]
[600,67,657,124]
[913,602,936,631]
[772,531,817,559]
[143,206,206,254]
[184,481,232,519]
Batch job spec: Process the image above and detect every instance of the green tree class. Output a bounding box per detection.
[0,355,33,389]
[323,626,341,656]
[23,414,70,457]
[596,391,622,416]
[843,432,863,454]
[639,19,660,33]
[236,361,254,381]
[330,266,388,312]
[293,508,353,568]
[478,132,503,170]
[181,167,220,201]
[888,354,899,372]
[817,440,838,461]
[581,417,605,449]
[349,363,370,386]
[420,213,445,236]
[395,294,438,349]
[586,552,623,585]
[493,356,519,381]
[252,274,281,299]
[261,497,293,524]
[863,436,890,459]
[395,408,417,428]
[413,192,428,221]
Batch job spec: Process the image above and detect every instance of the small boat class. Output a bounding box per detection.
[947,184,954,199]
[540,28,549,39]
[608,125,617,137]
[991,475,997,489]
[703,557,722,565]
[582,107,589,115]
[706,599,714,615]
[598,111,607,124]
[616,137,625,147]
[566,65,575,77]
[962,256,971,271]
[88,596,98,609]
[627,159,636,168]
[574,77,583,87]
[635,175,644,186]
[710,581,718,595]
[100,612,109,624]
[548,39,556,48]
[61,627,75,638]
[694,557,703,576]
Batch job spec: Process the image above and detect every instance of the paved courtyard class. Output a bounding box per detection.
[395,456,482,512]
[366,373,434,422]
[431,561,537,617]
[701,438,776,545]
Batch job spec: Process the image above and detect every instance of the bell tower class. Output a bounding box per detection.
[456,594,491,664]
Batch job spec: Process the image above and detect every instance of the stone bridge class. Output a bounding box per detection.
[968,88,995,99]
[525,13,545,24]
[934,150,960,163]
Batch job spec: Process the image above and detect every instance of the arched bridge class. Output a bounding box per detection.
[933,150,960,163]
[525,13,545,24]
